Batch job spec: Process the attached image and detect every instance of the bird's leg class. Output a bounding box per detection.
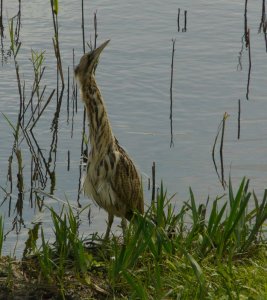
[104,213,114,240]
[121,217,127,240]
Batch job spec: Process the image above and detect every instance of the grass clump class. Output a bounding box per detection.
[108,178,267,299]
[0,177,266,299]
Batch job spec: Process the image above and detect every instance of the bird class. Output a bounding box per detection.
[74,40,144,239]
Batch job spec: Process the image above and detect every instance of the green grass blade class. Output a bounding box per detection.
[241,190,267,251]
[183,250,206,297]
[123,270,148,299]
[1,112,16,134]
[224,192,251,244]
[53,0,58,15]
[189,187,198,224]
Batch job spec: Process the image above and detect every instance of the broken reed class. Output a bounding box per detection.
[81,0,85,53]
[177,8,187,32]
[244,0,251,100]
[67,66,70,123]
[177,8,180,32]
[219,113,227,189]
[246,28,251,100]
[94,10,98,49]
[238,99,241,139]
[258,0,267,34]
[0,0,3,35]
[244,0,248,46]
[170,39,175,148]
[71,48,77,137]
[151,161,156,203]
[67,150,70,171]
[258,0,267,51]
[183,10,187,32]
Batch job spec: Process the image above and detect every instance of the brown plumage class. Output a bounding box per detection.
[75,40,144,238]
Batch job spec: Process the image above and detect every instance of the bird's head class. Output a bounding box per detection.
[74,40,110,85]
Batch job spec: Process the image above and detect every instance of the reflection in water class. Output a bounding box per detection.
[28,50,46,118]
[212,113,229,190]
[0,0,22,64]
[0,6,25,233]
[0,0,69,237]
[2,150,26,235]
[0,0,96,238]
[14,0,21,46]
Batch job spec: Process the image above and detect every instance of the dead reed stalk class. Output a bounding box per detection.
[170,39,175,148]
[238,99,241,139]
[152,161,156,203]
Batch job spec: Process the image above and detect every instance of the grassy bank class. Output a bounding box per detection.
[0,178,267,299]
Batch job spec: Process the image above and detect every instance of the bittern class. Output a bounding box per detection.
[75,40,144,239]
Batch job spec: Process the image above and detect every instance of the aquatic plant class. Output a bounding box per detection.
[0,178,266,298]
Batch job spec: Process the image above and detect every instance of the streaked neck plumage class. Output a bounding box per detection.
[81,74,114,157]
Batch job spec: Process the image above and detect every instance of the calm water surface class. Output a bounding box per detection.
[0,0,267,255]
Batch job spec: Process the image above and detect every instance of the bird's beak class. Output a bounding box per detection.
[92,39,110,64]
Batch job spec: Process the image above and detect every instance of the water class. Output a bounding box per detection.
[1,0,267,256]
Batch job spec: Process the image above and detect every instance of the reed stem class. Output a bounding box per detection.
[238,99,241,139]
[170,39,175,148]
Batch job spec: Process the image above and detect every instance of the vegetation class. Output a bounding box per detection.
[1,1,267,299]
[0,178,266,299]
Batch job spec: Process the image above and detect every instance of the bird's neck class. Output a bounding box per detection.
[82,76,114,156]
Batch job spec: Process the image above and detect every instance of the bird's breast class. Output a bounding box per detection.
[82,153,126,217]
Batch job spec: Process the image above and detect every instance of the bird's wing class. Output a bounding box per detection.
[109,149,144,216]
